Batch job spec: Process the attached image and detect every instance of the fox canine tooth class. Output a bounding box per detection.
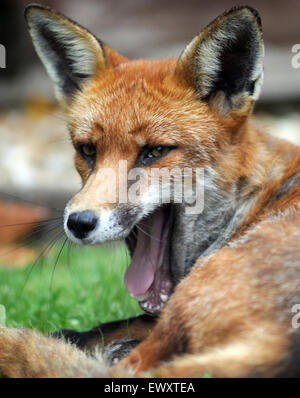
[160,294,168,302]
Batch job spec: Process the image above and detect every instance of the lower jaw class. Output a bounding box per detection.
[137,269,173,314]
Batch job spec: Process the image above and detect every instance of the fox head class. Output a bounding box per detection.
[25,5,264,313]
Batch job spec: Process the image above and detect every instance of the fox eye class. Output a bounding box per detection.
[149,146,169,158]
[137,145,176,166]
[77,143,96,166]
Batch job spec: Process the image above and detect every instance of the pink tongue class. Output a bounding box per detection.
[124,209,164,296]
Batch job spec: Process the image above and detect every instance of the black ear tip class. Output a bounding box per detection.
[241,5,262,28]
[24,4,52,22]
[226,5,262,28]
[24,4,41,21]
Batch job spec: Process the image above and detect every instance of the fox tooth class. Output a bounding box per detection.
[131,292,149,301]
[160,294,168,302]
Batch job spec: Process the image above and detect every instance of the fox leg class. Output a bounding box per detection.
[51,314,157,363]
[118,326,289,377]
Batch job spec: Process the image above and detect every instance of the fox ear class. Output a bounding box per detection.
[25,5,124,102]
[176,6,264,114]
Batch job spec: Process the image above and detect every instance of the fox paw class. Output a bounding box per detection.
[103,338,140,366]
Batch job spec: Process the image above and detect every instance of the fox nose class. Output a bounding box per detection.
[67,211,98,240]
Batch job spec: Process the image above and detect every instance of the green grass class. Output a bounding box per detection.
[0,241,142,333]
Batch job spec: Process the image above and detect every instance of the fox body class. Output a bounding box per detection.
[0,5,300,377]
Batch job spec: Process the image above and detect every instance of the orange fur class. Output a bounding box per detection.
[0,5,299,378]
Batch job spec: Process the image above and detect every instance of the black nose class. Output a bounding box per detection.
[67,211,98,240]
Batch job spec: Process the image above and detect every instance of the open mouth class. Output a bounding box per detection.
[124,205,174,315]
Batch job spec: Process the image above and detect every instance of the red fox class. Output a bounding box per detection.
[0,4,300,377]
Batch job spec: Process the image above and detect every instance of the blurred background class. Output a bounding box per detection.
[0,0,300,266]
